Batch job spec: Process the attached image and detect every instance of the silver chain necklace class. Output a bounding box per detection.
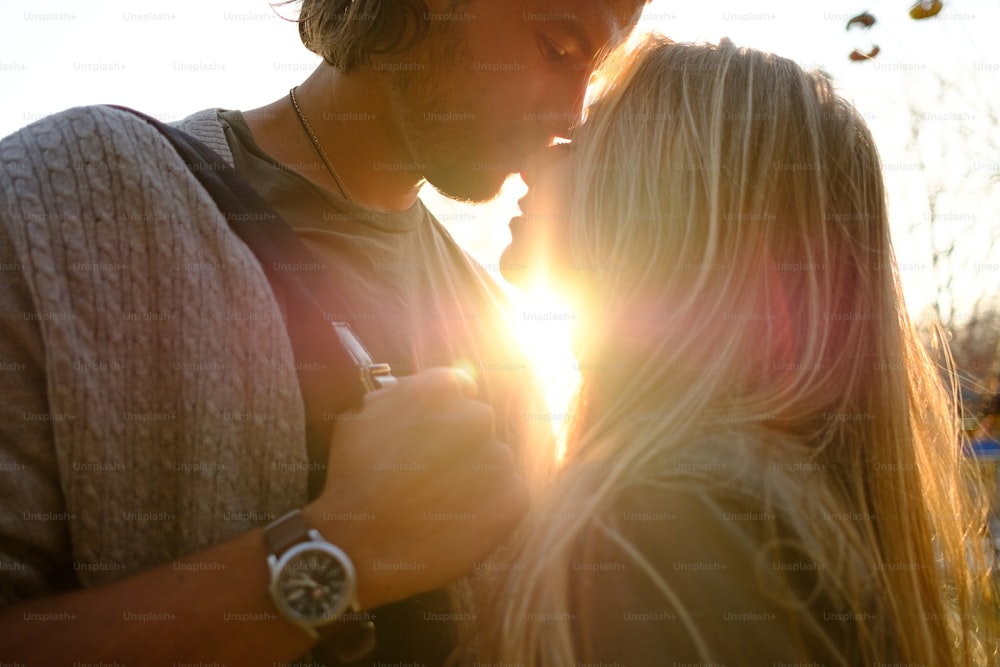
[288,86,353,201]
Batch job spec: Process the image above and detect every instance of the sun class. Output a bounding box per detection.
[509,286,582,461]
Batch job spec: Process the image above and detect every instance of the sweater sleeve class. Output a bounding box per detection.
[0,194,71,603]
[570,482,852,666]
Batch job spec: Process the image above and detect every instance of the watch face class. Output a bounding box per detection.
[273,544,352,624]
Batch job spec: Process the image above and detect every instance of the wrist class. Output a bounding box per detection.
[263,508,376,662]
[300,503,381,610]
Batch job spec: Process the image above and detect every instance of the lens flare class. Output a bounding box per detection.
[510,286,581,461]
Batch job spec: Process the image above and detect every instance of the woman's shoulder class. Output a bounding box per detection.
[569,431,864,665]
[599,429,853,574]
[616,428,817,504]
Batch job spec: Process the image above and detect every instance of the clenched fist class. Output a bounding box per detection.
[303,367,529,609]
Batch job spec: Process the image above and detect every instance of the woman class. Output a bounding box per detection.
[462,35,988,666]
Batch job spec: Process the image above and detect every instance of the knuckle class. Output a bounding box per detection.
[467,400,495,427]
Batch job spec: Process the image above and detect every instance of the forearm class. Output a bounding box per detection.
[0,368,530,665]
[0,528,314,666]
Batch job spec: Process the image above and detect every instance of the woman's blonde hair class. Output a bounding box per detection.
[461,35,988,666]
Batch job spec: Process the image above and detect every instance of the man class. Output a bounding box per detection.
[0,0,643,663]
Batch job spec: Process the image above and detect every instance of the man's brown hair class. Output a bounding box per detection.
[287,0,462,72]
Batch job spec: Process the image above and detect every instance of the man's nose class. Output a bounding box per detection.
[533,68,591,140]
[518,149,547,189]
[519,143,572,190]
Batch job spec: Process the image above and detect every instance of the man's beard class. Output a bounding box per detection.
[387,22,518,203]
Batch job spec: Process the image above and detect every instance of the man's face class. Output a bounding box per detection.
[386,0,640,203]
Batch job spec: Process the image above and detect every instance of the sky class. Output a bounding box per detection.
[1,0,998,325]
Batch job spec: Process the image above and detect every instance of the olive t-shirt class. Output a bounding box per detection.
[218,110,546,665]
[219,110,525,379]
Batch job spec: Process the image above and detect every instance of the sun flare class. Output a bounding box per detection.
[510,287,582,461]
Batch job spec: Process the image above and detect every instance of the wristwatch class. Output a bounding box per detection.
[263,509,376,661]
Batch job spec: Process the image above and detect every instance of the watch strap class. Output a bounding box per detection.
[324,617,377,663]
[263,509,310,556]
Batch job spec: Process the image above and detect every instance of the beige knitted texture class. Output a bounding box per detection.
[0,106,308,588]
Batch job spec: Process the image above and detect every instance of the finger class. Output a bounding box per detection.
[410,400,497,466]
[448,367,478,399]
[443,399,496,449]
[410,367,479,404]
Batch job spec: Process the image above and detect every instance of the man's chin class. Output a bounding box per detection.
[425,167,511,205]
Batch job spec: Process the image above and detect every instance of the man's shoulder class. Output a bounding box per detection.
[0,104,242,255]
[170,108,233,166]
[0,105,184,202]
[3,105,227,172]
[171,107,224,134]
[4,104,161,146]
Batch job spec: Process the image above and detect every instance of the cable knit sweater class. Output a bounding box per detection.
[0,105,308,600]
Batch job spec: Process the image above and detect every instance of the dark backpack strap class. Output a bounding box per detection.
[112,106,394,497]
